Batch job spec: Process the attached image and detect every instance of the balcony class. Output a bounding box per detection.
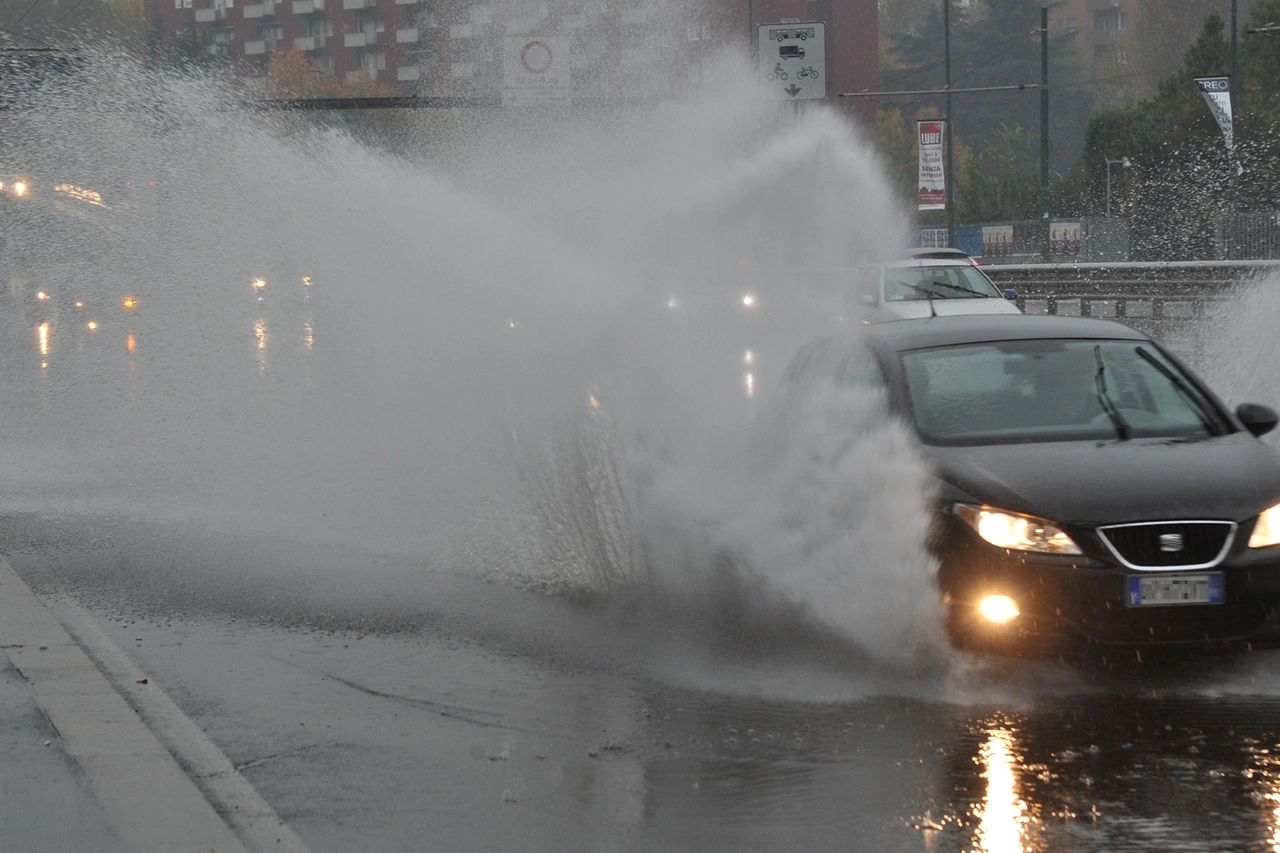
[243,3,264,17]
[293,35,323,49]
[343,32,368,47]
[195,8,215,22]
[395,27,418,42]
[244,40,267,54]
[396,65,420,81]
[341,0,372,9]
[292,0,323,12]
[346,69,377,83]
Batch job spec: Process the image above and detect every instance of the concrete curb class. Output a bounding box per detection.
[0,557,309,853]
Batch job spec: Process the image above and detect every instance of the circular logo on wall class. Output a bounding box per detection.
[520,41,554,74]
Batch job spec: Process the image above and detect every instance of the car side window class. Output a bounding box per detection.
[856,267,881,306]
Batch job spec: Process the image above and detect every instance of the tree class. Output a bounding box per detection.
[265,49,396,99]
[266,48,336,98]
[955,124,1039,222]
[881,0,1094,170]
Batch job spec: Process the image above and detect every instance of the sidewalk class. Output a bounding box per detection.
[0,655,133,853]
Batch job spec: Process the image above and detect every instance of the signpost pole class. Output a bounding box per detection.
[1039,5,1050,262]
[1231,0,1240,215]
[944,0,954,248]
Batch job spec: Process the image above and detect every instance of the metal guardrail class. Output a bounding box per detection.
[981,262,1280,338]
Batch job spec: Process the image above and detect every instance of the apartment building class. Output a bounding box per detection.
[145,0,878,112]
[1050,0,1134,66]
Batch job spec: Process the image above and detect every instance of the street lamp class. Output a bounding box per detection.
[1105,156,1131,218]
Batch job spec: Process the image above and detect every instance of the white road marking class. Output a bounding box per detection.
[0,557,311,853]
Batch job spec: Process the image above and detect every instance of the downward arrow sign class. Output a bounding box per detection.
[784,84,802,98]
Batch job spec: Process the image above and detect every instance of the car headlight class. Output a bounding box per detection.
[1249,502,1280,548]
[954,504,1082,555]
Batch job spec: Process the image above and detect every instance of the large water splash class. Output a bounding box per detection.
[0,45,943,667]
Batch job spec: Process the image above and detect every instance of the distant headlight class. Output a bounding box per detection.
[1249,503,1280,548]
[954,504,1082,555]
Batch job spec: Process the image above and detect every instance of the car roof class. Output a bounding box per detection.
[903,248,972,260]
[877,257,974,268]
[862,314,1149,352]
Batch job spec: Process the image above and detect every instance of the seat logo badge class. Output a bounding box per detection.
[1159,533,1185,553]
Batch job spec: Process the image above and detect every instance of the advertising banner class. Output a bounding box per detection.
[1195,77,1235,152]
[917,120,946,210]
[982,224,1014,258]
[1050,221,1082,255]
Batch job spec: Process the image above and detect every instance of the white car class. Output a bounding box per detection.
[853,250,1022,322]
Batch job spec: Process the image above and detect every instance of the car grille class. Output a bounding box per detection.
[1098,521,1236,569]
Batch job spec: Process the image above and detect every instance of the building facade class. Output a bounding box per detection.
[145,0,877,116]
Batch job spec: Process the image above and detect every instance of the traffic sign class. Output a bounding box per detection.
[758,22,826,101]
[503,37,572,107]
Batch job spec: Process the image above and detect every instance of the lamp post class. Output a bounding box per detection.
[1105,156,1131,217]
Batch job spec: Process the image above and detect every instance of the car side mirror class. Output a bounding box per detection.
[1237,402,1279,437]
[1003,289,1018,300]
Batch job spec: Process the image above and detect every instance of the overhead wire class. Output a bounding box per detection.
[2,0,57,47]
[879,29,1037,89]
[54,0,90,28]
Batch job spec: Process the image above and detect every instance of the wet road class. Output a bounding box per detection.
[6,515,1280,852]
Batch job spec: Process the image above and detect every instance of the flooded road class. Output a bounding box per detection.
[5,514,1280,852]
[6,53,1280,852]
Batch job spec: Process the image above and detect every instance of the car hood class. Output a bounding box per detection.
[879,299,1022,321]
[925,432,1280,525]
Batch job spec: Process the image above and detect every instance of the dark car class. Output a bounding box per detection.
[780,315,1280,654]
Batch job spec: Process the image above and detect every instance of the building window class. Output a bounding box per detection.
[686,21,711,41]
[258,21,283,41]
[360,49,386,71]
[211,26,234,43]
[1116,48,1128,64]
[1067,16,1076,29]
[307,17,332,36]
[1117,12,1128,30]
[1094,10,1113,31]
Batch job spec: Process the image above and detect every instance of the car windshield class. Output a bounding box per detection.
[885,265,1001,301]
[901,339,1230,445]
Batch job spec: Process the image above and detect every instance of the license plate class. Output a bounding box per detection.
[1126,573,1224,607]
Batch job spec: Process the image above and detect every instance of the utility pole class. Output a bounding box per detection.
[1039,5,1050,261]
[1231,0,1238,99]
[944,0,954,248]
[1232,0,1240,215]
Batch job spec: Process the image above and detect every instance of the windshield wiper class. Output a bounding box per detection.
[1093,345,1131,440]
[896,281,983,302]
[1134,346,1222,435]
[925,279,987,298]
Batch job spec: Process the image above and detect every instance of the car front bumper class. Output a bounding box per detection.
[936,527,1280,650]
